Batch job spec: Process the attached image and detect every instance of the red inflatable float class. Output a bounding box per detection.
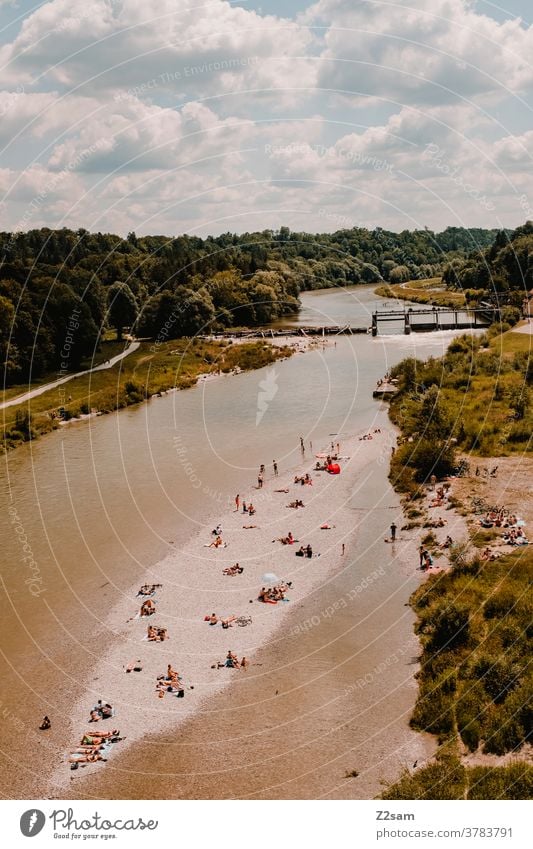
[327,463,341,474]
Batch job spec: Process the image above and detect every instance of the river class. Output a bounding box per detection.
[0,285,469,799]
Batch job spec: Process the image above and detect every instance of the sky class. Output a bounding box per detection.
[0,0,532,237]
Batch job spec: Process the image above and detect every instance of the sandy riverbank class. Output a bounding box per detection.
[51,424,392,794]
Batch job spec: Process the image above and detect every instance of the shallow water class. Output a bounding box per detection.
[0,285,471,798]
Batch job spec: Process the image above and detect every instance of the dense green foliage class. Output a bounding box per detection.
[388,330,532,487]
[0,224,497,385]
[408,548,532,757]
[443,221,533,308]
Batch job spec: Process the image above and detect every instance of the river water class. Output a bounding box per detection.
[0,286,466,799]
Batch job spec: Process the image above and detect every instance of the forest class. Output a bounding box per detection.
[0,223,504,386]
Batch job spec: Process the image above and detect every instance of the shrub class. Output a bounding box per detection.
[484,588,517,619]
[430,604,470,650]
[467,764,533,799]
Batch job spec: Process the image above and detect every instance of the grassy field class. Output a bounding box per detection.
[1,339,127,404]
[376,277,467,308]
[1,338,292,451]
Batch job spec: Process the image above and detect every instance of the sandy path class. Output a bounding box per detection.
[50,426,395,792]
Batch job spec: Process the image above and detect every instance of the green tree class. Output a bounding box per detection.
[107,282,138,341]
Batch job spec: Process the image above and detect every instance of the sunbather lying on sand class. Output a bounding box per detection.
[274,488,289,493]
[287,500,305,508]
[137,583,162,596]
[273,531,295,545]
[69,752,106,763]
[205,536,227,548]
[223,563,243,576]
[243,524,258,529]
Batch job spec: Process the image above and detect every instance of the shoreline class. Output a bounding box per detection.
[47,421,429,799]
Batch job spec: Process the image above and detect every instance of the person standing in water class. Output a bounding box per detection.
[390,522,397,541]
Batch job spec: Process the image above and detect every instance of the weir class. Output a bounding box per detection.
[370,306,498,336]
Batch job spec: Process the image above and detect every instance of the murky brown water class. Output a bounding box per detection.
[0,286,457,798]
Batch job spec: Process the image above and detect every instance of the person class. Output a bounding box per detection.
[258,473,263,489]
[342,543,345,556]
[241,657,249,670]
[100,703,113,718]
[242,500,247,513]
[260,464,265,475]
[140,598,155,616]
[390,522,397,541]
[306,544,313,558]
[235,494,240,512]
[273,460,278,476]
[39,716,51,730]
[248,503,256,515]
[418,545,425,568]
[212,523,222,536]
[300,436,305,452]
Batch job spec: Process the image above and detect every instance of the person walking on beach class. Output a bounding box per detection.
[341,543,345,556]
[273,460,278,476]
[235,494,240,512]
[300,436,305,452]
[260,464,265,475]
[390,522,397,541]
[258,473,263,489]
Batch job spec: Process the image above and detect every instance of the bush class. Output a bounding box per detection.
[411,683,455,736]
[430,604,470,650]
[467,764,533,799]
[484,588,517,619]
[382,754,466,800]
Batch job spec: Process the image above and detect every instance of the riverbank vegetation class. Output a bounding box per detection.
[382,324,532,800]
[0,225,497,387]
[1,338,291,451]
[375,277,466,308]
[387,328,532,494]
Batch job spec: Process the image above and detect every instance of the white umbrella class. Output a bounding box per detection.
[262,572,279,584]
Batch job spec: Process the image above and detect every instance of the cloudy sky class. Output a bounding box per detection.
[0,0,532,237]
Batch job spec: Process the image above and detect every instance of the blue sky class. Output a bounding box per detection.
[0,0,532,236]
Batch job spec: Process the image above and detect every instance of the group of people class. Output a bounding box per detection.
[287,499,305,509]
[155,664,184,698]
[69,729,123,767]
[502,527,529,546]
[89,700,114,722]
[258,582,292,603]
[140,598,156,617]
[296,544,313,558]
[294,473,313,485]
[147,625,167,641]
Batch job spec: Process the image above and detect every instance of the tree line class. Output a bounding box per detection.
[0,224,499,385]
